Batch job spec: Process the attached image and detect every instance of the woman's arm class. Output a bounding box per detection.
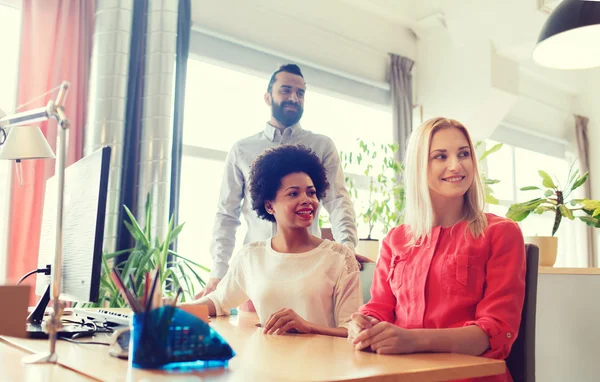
[358,228,399,323]
[179,296,217,317]
[262,308,348,338]
[310,324,348,338]
[463,220,526,359]
[412,325,489,355]
[352,322,489,355]
[181,251,250,317]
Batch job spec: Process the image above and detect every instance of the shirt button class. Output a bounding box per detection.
[506,333,512,339]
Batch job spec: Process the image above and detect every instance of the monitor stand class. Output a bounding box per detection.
[25,285,93,339]
[27,285,50,324]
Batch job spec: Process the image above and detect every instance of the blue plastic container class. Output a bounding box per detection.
[130,306,235,370]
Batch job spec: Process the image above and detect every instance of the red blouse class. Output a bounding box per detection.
[360,213,526,382]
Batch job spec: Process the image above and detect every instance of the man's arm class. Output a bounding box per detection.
[207,148,244,281]
[320,140,358,249]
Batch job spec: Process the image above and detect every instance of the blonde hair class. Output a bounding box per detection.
[403,117,487,245]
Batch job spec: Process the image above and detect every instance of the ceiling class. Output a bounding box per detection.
[340,0,559,62]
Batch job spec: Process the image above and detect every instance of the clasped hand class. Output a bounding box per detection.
[348,313,418,354]
[263,308,313,335]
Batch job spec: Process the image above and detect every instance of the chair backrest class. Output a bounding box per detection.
[359,262,376,304]
[505,244,539,382]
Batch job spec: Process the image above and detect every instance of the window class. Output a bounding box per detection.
[486,140,588,267]
[0,2,21,283]
[177,59,392,279]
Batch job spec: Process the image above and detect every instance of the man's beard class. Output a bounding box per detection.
[272,100,303,127]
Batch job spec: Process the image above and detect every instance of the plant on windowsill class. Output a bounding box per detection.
[506,167,600,267]
[475,141,503,205]
[82,195,209,308]
[340,140,404,261]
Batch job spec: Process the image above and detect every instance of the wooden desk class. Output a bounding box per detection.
[2,312,505,381]
[0,338,93,381]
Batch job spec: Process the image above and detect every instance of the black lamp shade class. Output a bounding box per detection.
[533,0,600,69]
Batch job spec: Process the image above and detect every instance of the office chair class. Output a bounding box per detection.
[359,262,376,304]
[505,244,539,382]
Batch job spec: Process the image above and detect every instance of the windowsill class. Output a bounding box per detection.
[539,267,600,275]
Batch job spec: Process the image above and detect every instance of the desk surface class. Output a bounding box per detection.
[0,338,92,381]
[2,312,505,381]
[539,267,600,275]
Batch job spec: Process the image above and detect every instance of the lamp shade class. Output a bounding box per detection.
[533,0,600,69]
[0,125,55,160]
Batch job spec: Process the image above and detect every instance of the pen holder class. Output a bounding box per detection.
[130,306,235,369]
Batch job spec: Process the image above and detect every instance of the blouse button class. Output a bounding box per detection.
[506,332,512,339]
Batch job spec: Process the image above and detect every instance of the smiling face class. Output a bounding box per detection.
[265,172,319,230]
[427,127,474,203]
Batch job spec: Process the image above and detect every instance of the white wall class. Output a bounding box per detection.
[190,0,416,85]
[536,273,600,382]
[576,67,600,265]
[416,22,578,145]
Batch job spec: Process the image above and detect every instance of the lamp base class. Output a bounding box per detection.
[22,351,57,364]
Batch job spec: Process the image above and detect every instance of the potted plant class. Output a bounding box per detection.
[83,195,209,307]
[340,140,404,261]
[506,168,600,267]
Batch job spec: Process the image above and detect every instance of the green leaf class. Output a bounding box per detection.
[169,251,212,273]
[581,200,600,211]
[559,205,574,220]
[571,172,589,191]
[544,190,554,197]
[479,143,503,162]
[123,205,150,247]
[579,216,600,227]
[506,208,532,222]
[539,170,556,189]
[534,206,555,214]
[485,194,499,205]
[103,248,132,260]
[520,186,540,191]
[567,169,579,190]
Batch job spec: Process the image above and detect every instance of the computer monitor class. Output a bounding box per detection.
[34,146,110,305]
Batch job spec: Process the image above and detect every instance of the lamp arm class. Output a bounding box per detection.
[11,80,71,365]
[0,81,70,130]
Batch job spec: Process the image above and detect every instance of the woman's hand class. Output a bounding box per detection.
[352,321,419,354]
[263,308,313,335]
[347,313,379,344]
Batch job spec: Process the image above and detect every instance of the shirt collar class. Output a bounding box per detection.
[263,122,303,141]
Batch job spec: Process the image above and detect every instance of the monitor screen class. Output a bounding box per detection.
[35,146,111,302]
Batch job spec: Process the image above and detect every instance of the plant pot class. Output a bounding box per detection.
[524,236,558,267]
[357,239,380,262]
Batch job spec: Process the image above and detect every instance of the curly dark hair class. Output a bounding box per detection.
[250,145,329,222]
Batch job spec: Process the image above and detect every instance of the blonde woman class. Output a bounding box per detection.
[348,118,525,382]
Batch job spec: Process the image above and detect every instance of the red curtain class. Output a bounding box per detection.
[7,0,94,304]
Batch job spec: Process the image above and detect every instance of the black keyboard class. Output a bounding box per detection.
[26,323,114,339]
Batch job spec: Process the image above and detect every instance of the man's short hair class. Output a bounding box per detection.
[267,64,304,93]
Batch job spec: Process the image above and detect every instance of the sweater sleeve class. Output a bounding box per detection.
[206,248,250,316]
[333,250,363,328]
[358,227,399,323]
[464,220,526,359]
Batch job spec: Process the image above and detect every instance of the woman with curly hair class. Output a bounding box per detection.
[183,145,362,337]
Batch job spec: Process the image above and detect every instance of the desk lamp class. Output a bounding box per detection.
[0,81,70,364]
